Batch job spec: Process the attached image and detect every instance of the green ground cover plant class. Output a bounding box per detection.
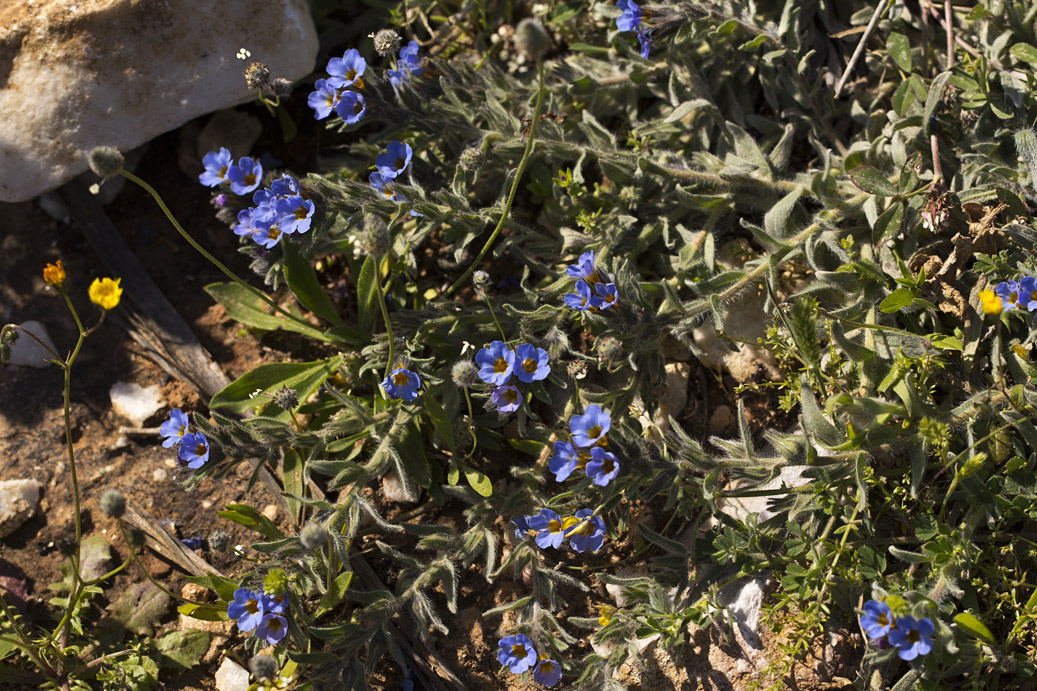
[6,0,1037,688]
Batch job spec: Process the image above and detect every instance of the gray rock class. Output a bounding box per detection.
[214,657,250,691]
[7,321,58,368]
[0,479,40,538]
[0,0,318,202]
[719,466,811,524]
[109,381,164,427]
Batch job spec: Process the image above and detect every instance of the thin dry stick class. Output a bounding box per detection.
[834,0,890,98]
[944,0,954,68]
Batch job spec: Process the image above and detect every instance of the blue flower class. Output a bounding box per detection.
[887,616,934,661]
[177,431,210,469]
[513,344,550,383]
[996,277,1037,311]
[335,91,367,124]
[159,409,191,448]
[263,592,287,614]
[326,48,366,89]
[617,0,643,32]
[382,368,421,402]
[199,148,233,187]
[592,282,619,310]
[564,509,606,553]
[376,141,413,179]
[476,341,515,386]
[399,40,426,78]
[585,447,619,486]
[563,279,594,310]
[497,634,538,673]
[859,600,894,640]
[570,404,610,447]
[566,250,596,280]
[492,384,522,413]
[511,514,531,540]
[257,613,288,644]
[252,220,284,249]
[181,536,203,550]
[547,441,579,482]
[227,157,263,196]
[270,175,300,198]
[369,172,400,201]
[227,588,264,632]
[527,509,567,549]
[275,195,315,234]
[233,207,267,238]
[637,27,654,59]
[533,659,562,686]
[308,78,339,120]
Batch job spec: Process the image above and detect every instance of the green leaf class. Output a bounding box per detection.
[924,72,952,134]
[356,255,379,333]
[1011,43,1037,66]
[276,104,298,143]
[888,545,929,563]
[155,630,211,671]
[107,582,171,636]
[848,166,899,196]
[218,504,283,540]
[997,187,1028,217]
[872,201,905,244]
[316,570,354,617]
[282,241,344,327]
[887,32,911,72]
[425,396,458,454]
[463,465,493,497]
[763,187,803,240]
[965,3,992,20]
[508,438,545,457]
[800,377,842,447]
[397,418,432,488]
[283,448,305,525]
[210,357,340,420]
[954,612,996,645]
[177,603,230,621]
[927,334,962,351]
[879,287,914,313]
[204,282,331,342]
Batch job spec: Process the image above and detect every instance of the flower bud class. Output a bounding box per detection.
[87,146,125,179]
[99,488,126,518]
[299,522,328,551]
[596,336,623,364]
[249,654,278,681]
[43,260,67,289]
[273,385,299,411]
[359,217,391,256]
[459,147,484,172]
[271,77,293,97]
[451,360,479,389]
[473,270,491,292]
[372,28,402,57]
[514,18,550,61]
[208,530,230,552]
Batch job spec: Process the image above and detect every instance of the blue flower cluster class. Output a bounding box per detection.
[160,409,209,469]
[563,251,618,312]
[475,340,550,413]
[382,368,422,402]
[388,40,427,91]
[199,149,263,196]
[991,276,1037,313]
[308,48,368,123]
[230,174,315,249]
[496,634,561,685]
[228,586,288,645]
[549,405,619,486]
[860,599,934,661]
[512,508,606,553]
[370,140,414,205]
[616,0,653,59]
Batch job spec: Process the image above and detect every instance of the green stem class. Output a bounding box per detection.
[118,170,325,339]
[117,523,208,606]
[481,291,508,342]
[372,255,395,381]
[446,58,548,296]
[461,387,479,460]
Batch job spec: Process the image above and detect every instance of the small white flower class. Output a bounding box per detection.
[461,340,475,355]
[236,48,252,60]
[248,388,264,399]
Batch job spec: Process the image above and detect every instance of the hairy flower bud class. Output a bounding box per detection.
[299,522,328,551]
[596,336,623,364]
[87,146,125,179]
[473,270,491,292]
[271,77,293,97]
[99,488,126,518]
[249,654,278,681]
[273,385,299,411]
[451,360,479,388]
[358,217,391,256]
[514,18,550,60]
[208,530,230,552]
[459,147,484,172]
[372,28,402,56]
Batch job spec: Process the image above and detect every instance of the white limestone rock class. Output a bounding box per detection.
[109,381,164,427]
[0,0,318,202]
[0,479,41,539]
[6,321,58,368]
[214,657,250,691]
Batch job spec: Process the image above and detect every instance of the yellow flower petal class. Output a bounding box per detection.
[88,277,122,310]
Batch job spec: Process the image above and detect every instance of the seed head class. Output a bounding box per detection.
[473,270,491,292]
[596,336,623,364]
[514,18,550,61]
[372,28,402,57]
[299,522,328,551]
[271,77,293,97]
[99,488,126,518]
[243,61,271,90]
[459,147,484,172]
[87,146,125,179]
[451,360,479,388]
[249,655,278,681]
[208,530,231,552]
[273,385,299,411]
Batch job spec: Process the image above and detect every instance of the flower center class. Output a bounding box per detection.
[218,166,228,178]
[504,389,519,403]
[877,613,888,626]
[294,207,308,220]
[522,358,537,373]
[267,617,283,630]
[326,95,335,108]
[540,661,555,674]
[1010,291,1019,304]
[346,68,357,81]
[393,372,410,385]
[395,156,406,170]
[511,644,527,657]
[245,599,259,614]
[353,100,364,115]
[907,629,920,644]
[494,357,509,373]
[244,173,257,186]
[548,519,561,533]
[269,227,281,240]
[587,425,601,439]
[195,443,206,456]
[600,457,614,474]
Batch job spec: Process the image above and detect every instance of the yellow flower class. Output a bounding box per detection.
[597,605,614,626]
[88,277,122,310]
[43,260,66,289]
[1012,344,1029,360]
[979,289,1002,316]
